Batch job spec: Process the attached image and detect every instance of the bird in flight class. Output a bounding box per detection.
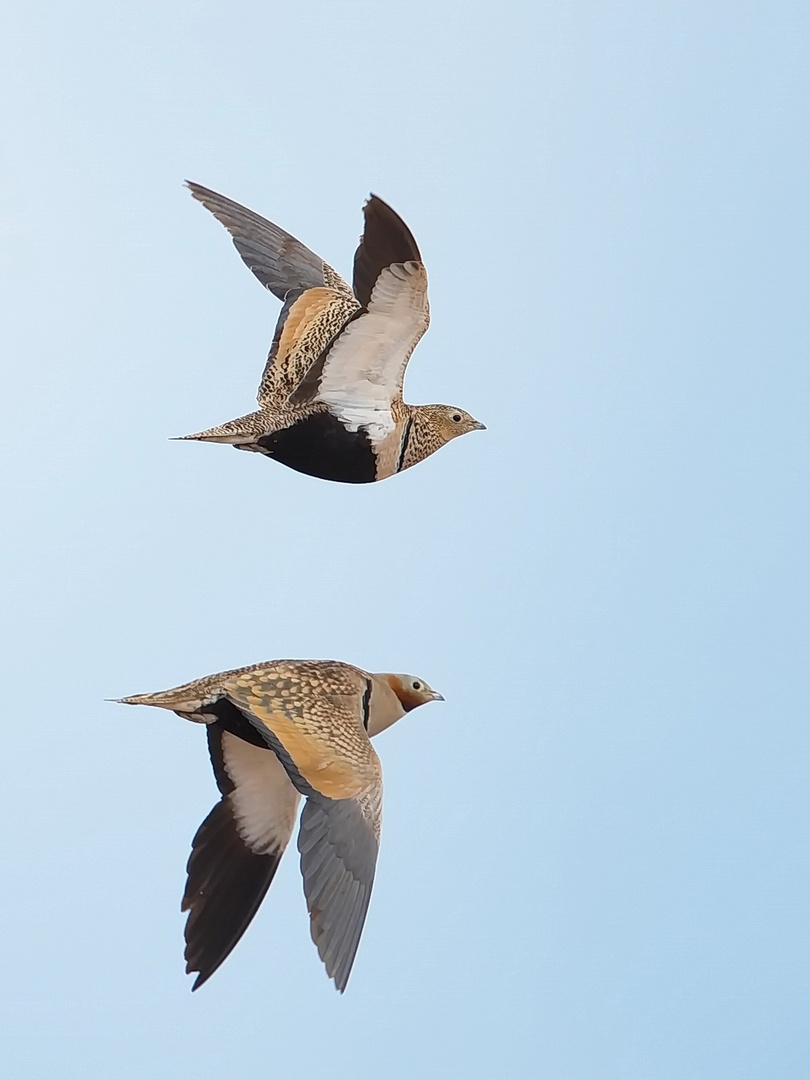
[118,658,443,991]
[180,184,485,483]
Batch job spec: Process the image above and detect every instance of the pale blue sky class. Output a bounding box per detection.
[1,1,808,1077]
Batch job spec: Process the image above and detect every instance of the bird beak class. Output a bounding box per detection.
[430,690,445,702]
[473,421,487,431]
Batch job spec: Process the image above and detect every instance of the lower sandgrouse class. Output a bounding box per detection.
[179,184,485,482]
[118,658,443,991]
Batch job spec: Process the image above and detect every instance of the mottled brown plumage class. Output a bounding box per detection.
[180,184,484,483]
[118,659,443,991]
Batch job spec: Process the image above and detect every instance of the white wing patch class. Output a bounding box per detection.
[221,731,301,855]
[314,261,429,443]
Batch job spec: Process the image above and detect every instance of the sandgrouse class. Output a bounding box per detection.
[118,658,443,991]
[180,183,485,483]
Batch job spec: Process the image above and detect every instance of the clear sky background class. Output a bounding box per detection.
[1,2,808,1077]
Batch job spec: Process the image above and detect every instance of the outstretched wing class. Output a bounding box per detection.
[290,196,430,440]
[186,182,359,405]
[186,182,349,299]
[182,723,300,990]
[261,286,360,406]
[352,194,423,307]
[222,665,377,803]
[298,788,381,992]
[222,665,383,991]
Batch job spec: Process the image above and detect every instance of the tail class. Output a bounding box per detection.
[173,410,269,445]
[114,680,221,713]
[116,689,180,708]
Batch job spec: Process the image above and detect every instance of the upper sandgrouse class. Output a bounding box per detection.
[180,184,485,482]
[118,658,443,991]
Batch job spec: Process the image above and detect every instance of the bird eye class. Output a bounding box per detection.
[451,413,462,423]
[411,680,422,690]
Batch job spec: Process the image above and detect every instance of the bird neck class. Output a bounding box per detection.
[397,406,445,473]
[366,676,407,736]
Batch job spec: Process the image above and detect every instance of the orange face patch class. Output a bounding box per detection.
[384,675,425,713]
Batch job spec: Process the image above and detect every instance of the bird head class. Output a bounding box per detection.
[383,674,445,712]
[424,405,486,443]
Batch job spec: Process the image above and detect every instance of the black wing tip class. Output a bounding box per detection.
[183,931,235,993]
[363,192,390,213]
[353,194,422,305]
[181,794,285,993]
[361,194,418,244]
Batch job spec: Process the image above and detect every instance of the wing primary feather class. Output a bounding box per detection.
[183,797,284,990]
[183,722,300,989]
[338,893,371,989]
[186,181,344,300]
[298,794,379,992]
[353,195,422,309]
[322,880,361,968]
[330,884,371,993]
[308,864,345,914]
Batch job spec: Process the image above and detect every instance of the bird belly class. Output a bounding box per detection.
[256,412,378,484]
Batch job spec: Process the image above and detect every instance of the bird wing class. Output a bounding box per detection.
[221,664,383,990]
[186,182,351,300]
[186,182,360,405]
[259,286,360,407]
[352,194,424,309]
[183,723,301,990]
[297,787,381,992]
[289,196,429,441]
[221,664,377,803]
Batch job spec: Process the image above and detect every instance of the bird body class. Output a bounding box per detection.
[118,659,443,991]
[181,184,484,482]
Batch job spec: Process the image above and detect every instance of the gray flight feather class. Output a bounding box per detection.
[186,181,347,301]
[297,794,379,992]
